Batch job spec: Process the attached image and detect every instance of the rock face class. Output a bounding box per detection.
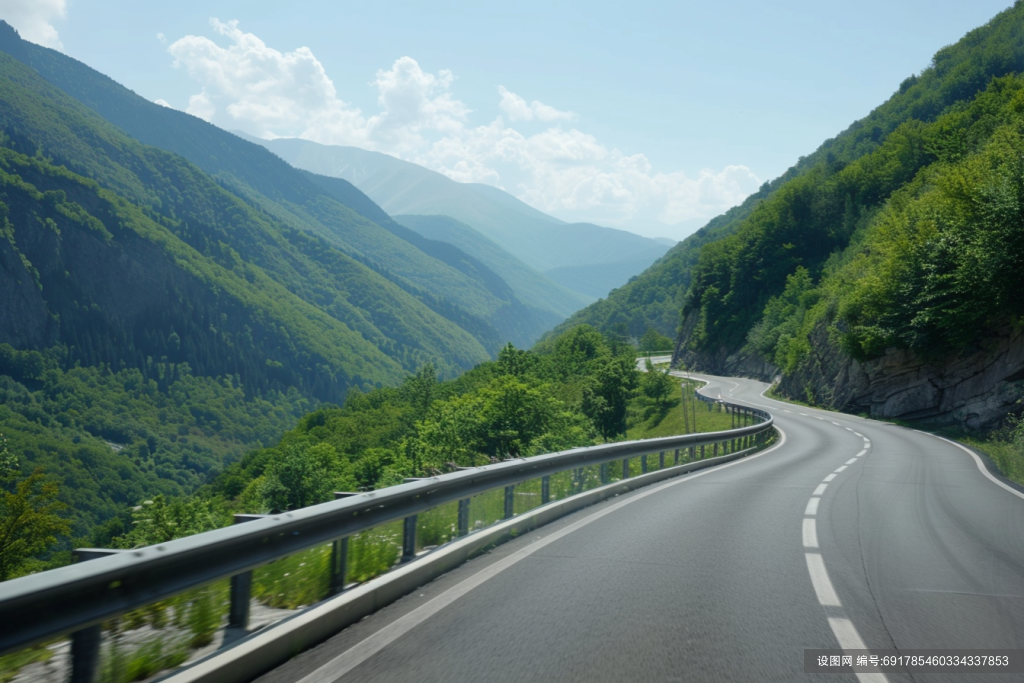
[672,310,1024,429]
[671,312,778,383]
[777,323,1024,429]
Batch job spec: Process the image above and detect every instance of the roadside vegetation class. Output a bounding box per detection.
[0,325,768,682]
[0,325,725,582]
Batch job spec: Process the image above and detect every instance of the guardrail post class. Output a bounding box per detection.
[541,476,550,504]
[401,515,417,563]
[69,549,126,683]
[713,442,719,457]
[504,485,515,519]
[227,514,266,640]
[641,454,648,474]
[329,493,359,595]
[622,458,630,480]
[659,451,665,469]
[458,498,470,536]
[600,462,608,484]
[330,537,349,596]
[700,444,705,459]
[674,448,680,465]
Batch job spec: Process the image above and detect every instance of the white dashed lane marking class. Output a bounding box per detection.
[805,497,820,515]
[802,518,818,548]
[797,415,888,682]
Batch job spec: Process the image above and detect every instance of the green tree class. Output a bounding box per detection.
[254,443,357,512]
[112,494,228,548]
[582,356,640,439]
[0,433,71,581]
[475,375,557,458]
[415,393,485,471]
[403,364,438,421]
[639,328,673,353]
[640,358,675,406]
[496,343,536,378]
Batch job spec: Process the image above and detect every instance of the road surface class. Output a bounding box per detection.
[253,373,1024,682]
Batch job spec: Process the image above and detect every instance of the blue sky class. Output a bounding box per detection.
[1,0,1014,239]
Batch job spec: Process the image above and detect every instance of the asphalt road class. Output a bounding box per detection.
[255,373,1024,683]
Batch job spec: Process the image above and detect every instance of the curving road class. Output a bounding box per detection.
[254,373,1024,683]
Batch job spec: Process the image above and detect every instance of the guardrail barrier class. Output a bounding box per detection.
[0,387,774,683]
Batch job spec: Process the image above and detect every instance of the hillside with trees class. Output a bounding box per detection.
[0,22,555,353]
[553,2,1024,356]
[0,43,523,551]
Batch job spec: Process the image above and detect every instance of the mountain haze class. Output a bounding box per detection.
[243,136,671,301]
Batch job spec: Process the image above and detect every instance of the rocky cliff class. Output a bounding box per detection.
[672,311,1024,430]
[777,322,1024,430]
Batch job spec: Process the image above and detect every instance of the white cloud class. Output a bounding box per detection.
[168,19,759,237]
[498,86,575,122]
[154,98,172,108]
[0,0,66,49]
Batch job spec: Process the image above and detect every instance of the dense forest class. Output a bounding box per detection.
[0,326,678,579]
[744,76,1024,375]
[0,27,566,559]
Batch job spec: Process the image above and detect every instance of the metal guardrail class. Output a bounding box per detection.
[0,391,773,682]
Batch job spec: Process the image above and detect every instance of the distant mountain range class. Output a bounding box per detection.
[0,21,568,394]
[241,136,673,301]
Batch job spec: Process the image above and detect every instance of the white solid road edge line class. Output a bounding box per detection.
[292,429,790,683]
[919,431,1024,503]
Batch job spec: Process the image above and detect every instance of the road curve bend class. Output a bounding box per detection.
[252,373,1024,683]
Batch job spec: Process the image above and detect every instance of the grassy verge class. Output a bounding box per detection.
[0,645,53,683]
[629,378,741,440]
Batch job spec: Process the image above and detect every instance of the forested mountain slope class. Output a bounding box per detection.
[556,2,1024,348]
[672,3,1024,426]
[0,22,551,350]
[0,49,494,535]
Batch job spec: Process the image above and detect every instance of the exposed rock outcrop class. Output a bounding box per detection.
[672,310,1024,429]
[777,322,1024,430]
[671,312,778,382]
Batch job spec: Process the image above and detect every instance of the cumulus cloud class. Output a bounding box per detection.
[153,98,172,108]
[498,86,575,122]
[0,0,66,49]
[167,19,758,236]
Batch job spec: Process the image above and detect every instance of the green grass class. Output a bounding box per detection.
[628,394,735,440]
[252,544,333,610]
[0,644,53,682]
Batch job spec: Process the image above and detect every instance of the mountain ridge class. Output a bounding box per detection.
[0,22,555,351]
[242,136,671,301]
